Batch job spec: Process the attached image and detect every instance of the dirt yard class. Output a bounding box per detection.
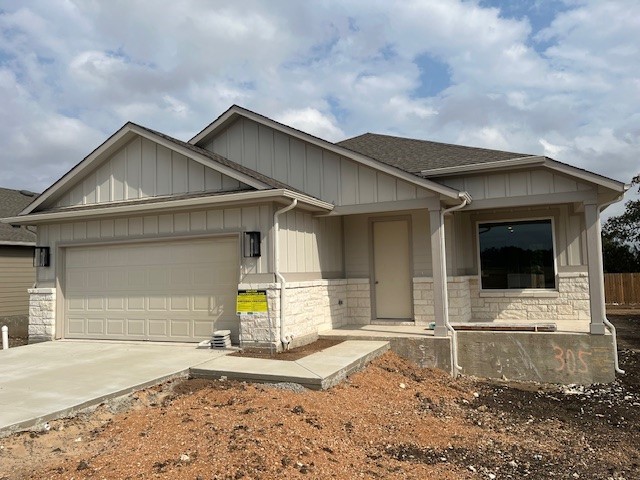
[1,314,638,479]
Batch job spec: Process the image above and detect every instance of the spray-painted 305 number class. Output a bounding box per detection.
[553,346,592,374]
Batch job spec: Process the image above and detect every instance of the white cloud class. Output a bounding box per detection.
[275,108,344,142]
[0,0,637,221]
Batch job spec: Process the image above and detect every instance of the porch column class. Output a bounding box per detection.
[584,201,606,334]
[429,206,448,337]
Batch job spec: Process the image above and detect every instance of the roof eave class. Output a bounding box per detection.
[1,189,334,225]
[422,156,627,193]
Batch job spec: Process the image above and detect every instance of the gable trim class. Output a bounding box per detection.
[3,189,333,225]
[189,105,463,200]
[20,123,273,216]
[421,156,627,193]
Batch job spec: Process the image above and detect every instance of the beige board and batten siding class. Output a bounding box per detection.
[55,136,251,208]
[204,117,433,207]
[34,204,272,286]
[344,210,455,278]
[278,212,343,277]
[0,246,35,316]
[439,169,593,203]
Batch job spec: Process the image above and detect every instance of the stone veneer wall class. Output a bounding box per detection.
[28,287,56,343]
[345,278,371,325]
[237,279,348,350]
[469,272,591,321]
[413,277,472,325]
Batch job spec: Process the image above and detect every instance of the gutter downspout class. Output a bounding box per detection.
[274,198,298,350]
[599,195,627,374]
[440,192,472,376]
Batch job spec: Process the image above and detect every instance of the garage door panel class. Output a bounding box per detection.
[148,296,166,310]
[106,319,125,335]
[127,296,145,310]
[65,237,239,342]
[127,319,145,336]
[86,318,105,335]
[148,319,167,336]
[170,320,190,337]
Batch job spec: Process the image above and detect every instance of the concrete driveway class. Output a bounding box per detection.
[0,340,224,435]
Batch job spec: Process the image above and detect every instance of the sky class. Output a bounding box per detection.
[0,0,638,219]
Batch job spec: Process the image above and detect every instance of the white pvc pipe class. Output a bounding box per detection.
[273,198,298,350]
[1,325,8,350]
[439,192,471,376]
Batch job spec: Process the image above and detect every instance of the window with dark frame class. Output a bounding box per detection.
[478,219,555,290]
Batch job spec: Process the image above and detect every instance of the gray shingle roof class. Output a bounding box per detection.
[336,133,530,173]
[0,188,38,243]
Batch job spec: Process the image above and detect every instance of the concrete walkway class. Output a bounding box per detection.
[191,340,390,390]
[0,339,389,436]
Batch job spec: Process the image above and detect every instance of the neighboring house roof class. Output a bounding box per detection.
[0,188,37,244]
[336,133,530,173]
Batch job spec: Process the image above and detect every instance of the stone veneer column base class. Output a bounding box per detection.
[28,288,56,343]
[237,280,348,351]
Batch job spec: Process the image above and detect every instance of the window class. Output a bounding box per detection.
[478,219,555,289]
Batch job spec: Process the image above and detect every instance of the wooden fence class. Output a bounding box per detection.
[604,273,640,305]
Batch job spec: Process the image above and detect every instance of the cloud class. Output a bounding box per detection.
[0,0,637,220]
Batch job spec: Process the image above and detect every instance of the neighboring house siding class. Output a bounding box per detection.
[437,169,592,201]
[55,136,250,208]
[0,246,35,316]
[205,118,434,206]
[34,204,273,286]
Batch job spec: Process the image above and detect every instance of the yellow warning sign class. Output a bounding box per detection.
[236,289,268,314]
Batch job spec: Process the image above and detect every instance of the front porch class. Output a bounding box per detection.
[319,322,614,384]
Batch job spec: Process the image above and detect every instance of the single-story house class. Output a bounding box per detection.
[0,188,37,333]
[3,106,627,366]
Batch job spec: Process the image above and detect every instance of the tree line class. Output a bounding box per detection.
[602,174,640,273]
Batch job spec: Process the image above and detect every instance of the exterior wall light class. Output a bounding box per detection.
[243,231,261,258]
[34,246,50,267]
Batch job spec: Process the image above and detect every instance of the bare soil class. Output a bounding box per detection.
[1,315,638,479]
[229,338,343,361]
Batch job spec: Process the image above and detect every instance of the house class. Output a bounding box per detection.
[2,105,627,381]
[0,188,37,335]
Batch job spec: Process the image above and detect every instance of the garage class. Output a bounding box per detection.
[63,237,239,342]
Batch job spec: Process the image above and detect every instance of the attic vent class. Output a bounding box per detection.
[19,190,37,197]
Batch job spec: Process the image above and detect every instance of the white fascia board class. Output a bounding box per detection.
[189,106,462,200]
[421,156,546,176]
[127,124,271,191]
[422,155,627,193]
[1,190,333,225]
[0,241,36,246]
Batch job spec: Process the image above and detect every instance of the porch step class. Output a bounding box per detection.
[190,340,390,390]
[371,319,416,326]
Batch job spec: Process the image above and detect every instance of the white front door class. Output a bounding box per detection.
[373,220,412,320]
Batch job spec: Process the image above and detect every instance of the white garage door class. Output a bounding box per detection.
[64,237,239,342]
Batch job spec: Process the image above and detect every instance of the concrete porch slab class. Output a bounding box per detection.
[191,340,390,390]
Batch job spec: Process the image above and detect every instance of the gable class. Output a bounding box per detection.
[49,135,253,210]
[437,168,594,203]
[202,117,436,206]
